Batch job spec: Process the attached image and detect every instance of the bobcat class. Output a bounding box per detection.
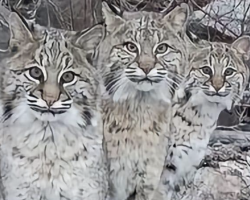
[0,13,109,200]
[156,36,250,200]
[97,2,190,200]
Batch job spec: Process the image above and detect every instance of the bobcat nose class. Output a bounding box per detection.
[140,66,154,74]
[212,78,224,92]
[44,96,56,107]
[212,82,224,92]
[213,85,223,92]
[39,85,60,107]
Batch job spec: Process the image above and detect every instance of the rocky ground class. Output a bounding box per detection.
[180,131,250,200]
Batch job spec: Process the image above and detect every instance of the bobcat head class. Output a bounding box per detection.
[98,2,190,103]
[185,36,250,109]
[1,13,103,126]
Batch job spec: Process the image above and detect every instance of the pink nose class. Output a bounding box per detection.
[42,92,57,107]
[44,97,56,107]
[140,67,154,74]
[212,83,224,92]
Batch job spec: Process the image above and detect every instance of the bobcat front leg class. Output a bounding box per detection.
[135,158,164,200]
[165,139,208,190]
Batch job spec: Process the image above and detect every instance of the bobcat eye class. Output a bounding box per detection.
[124,42,138,53]
[61,72,75,83]
[200,66,212,76]
[29,67,43,80]
[224,68,236,76]
[156,43,168,54]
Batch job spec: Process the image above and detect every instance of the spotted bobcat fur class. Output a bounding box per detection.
[0,13,109,200]
[156,36,250,200]
[97,2,190,200]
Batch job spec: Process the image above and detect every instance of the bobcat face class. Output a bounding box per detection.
[1,13,103,124]
[99,3,189,102]
[19,40,79,116]
[186,36,250,106]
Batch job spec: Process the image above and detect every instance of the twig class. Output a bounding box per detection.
[241,2,250,35]
[69,0,74,30]
[190,0,239,38]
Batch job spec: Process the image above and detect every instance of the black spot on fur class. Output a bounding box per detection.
[86,53,94,66]
[3,104,12,121]
[108,121,117,133]
[185,90,192,102]
[115,128,121,134]
[11,46,18,52]
[174,111,192,126]
[128,190,136,200]
[166,163,176,171]
[75,154,79,161]
[174,185,180,192]
[83,110,92,126]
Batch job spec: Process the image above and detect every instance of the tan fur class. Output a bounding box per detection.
[0,13,109,200]
[98,3,191,200]
[155,36,250,200]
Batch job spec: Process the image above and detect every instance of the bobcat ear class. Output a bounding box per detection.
[102,1,124,32]
[72,24,104,54]
[232,35,250,60]
[8,12,34,50]
[163,3,190,34]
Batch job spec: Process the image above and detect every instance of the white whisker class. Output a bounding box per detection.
[167,71,184,82]
[165,80,176,91]
[166,77,180,87]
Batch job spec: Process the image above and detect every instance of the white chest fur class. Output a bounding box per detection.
[0,109,108,200]
[153,97,227,200]
[103,99,170,200]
